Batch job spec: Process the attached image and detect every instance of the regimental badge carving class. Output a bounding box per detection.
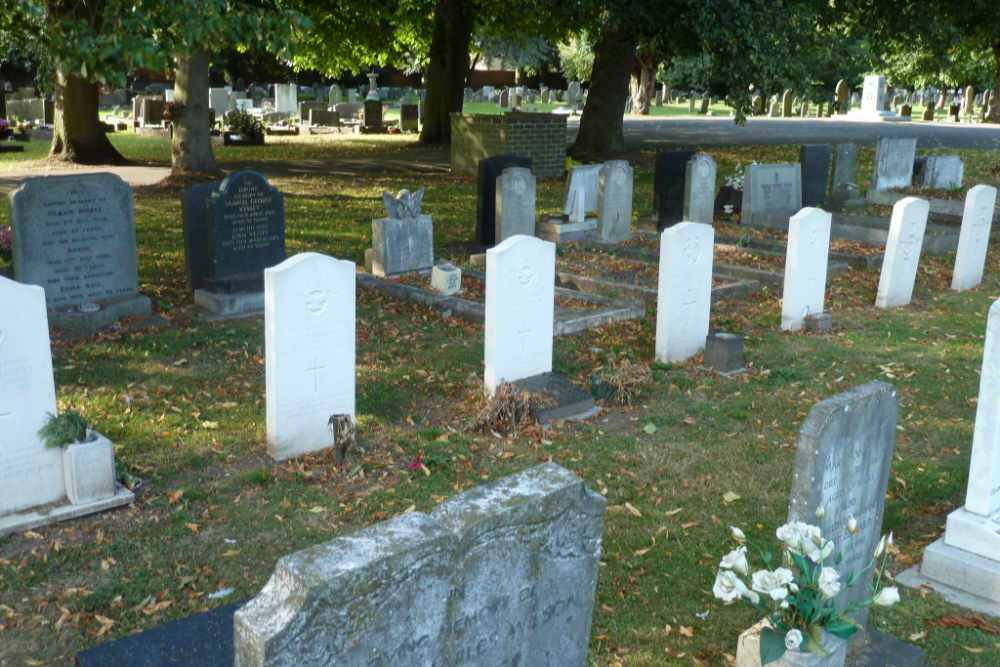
[683,236,701,265]
[516,265,535,288]
[305,289,328,315]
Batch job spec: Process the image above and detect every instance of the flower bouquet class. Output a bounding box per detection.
[714,512,899,665]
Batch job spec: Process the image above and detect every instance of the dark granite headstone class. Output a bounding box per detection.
[799,144,833,207]
[400,103,419,132]
[363,99,382,129]
[476,155,532,247]
[654,150,696,230]
[181,181,221,292]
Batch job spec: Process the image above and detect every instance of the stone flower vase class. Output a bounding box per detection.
[63,430,117,505]
[736,619,847,667]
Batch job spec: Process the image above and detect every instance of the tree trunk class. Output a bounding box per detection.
[989,44,1000,124]
[569,13,636,159]
[172,47,220,175]
[630,49,655,115]
[49,69,125,164]
[420,0,474,145]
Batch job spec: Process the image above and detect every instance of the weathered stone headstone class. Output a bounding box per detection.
[0,276,62,516]
[682,153,716,225]
[653,150,696,230]
[477,156,532,247]
[273,83,296,115]
[799,144,833,207]
[328,84,343,106]
[298,101,326,123]
[922,102,935,122]
[597,160,634,243]
[849,75,897,120]
[962,85,975,118]
[371,189,433,277]
[655,222,713,363]
[781,207,832,331]
[400,102,419,132]
[872,137,917,191]
[835,79,848,113]
[265,252,354,461]
[498,89,509,108]
[952,185,998,291]
[484,235,554,395]
[829,143,858,201]
[875,197,929,308]
[496,167,537,242]
[363,99,382,130]
[308,109,339,127]
[431,262,462,295]
[234,462,605,666]
[782,89,793,117]
[563,164,603,223]
[740,163,803,226]
[208,87,229,119]
[567,81,582,107]
[917,155,964,189]
[10,173,153,330]
[788,380,899,627]
[751,95,764,115]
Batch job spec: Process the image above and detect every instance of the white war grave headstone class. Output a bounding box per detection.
[597,160,634,243]
[951,184,998,291]
[872,137,917,191]
[495,167,536,242]
[683,153,716,225]
[875,197,929,308]
[781,207,832,331]
[265,253,355,461]
[484,235,555,396]
[655,222,714,363]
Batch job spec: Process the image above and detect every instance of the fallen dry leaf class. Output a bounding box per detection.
[625,502,642,517]
[679,626,694,637]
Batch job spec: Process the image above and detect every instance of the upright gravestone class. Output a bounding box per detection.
[799,145,833,207]
[476,156,532,247]
[682,153,716,225]
[872,137,917,191]
[10,173,153,330]
[917,155,964,189]
[399,102,419,132]
[849,75,896,120]
[740,163,803,227]
[653,150,697,230]
[835,80,848,113]
[371,189,433,276]
[208,87,229,120]
[828,143,858,202]
[328,84,343,106]
[298,101,326,123]
[781,90,793,117]
[597,160,634,243]
[495,167,537,242]
[563,164,603,223]
[363,99,383,130]
[952,185,998,291]
[0,276,62,516]
[922,101,936,122]
[788,380,899,627]
[484,235,555,396]
[274,83,296,115]
[962,85,975,118]
[265,253,355,461]
[781,208,832,331]
[655,222,714,363]
[875,197,929,308]
[234,462,605,666]
[498,89,509,109]
[567,81,582,107]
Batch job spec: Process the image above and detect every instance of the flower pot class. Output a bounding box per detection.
[736,619,847,667]
[63,430,117,505]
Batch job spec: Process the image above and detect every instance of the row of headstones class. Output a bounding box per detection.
[463,82,584,107]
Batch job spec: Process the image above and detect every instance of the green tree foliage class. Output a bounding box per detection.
[557,31,596,82]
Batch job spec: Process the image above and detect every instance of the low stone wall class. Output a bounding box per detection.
[450,112,566,179]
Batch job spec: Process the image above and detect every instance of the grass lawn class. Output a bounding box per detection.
[1,133,999,665]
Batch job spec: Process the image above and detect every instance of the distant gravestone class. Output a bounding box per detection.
[952,185,998,291]
[495,167,537,242]
[917,155,964,189]
[274,83,296,114]
[740,163,803,225]
[922,102,935,122]
[234,462,605,666]
[265,253,355,461]
[567,81,582,106]
[872,137,917,191]
[363,99,382,129]
[655,222,713,363]
[400,102,419,132]
[476,155,533,247]
[751,95,764,115]
[787,380,899,627]
[653,150,697,230]
[835,79,849,113]
[782,89,793,117]
[597,160,634,243]
[498,89,509,109]
[875,197,929,308]
[799,144,833,207]
[0,277,62,516]
[208,87,229,119]
[563,164,603,223]
[308,109,339,127]
[484,235,554,396]
[371,189,433,277]
[298,101,326,123]
[963,85,974,118]
[848,75,897,120]
[829,143,858,201]
[682,154,716,225]
[328,84,343,106]
[781,207,832,331]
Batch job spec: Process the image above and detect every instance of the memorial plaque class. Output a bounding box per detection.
[799,144,832,207]
[363,99,383,129]
[653,150,696,230]
[682,154,716,225]
[476,156,532,247]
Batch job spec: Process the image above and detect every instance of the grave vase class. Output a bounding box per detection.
[63,430,117,505]
[735,619,847,667]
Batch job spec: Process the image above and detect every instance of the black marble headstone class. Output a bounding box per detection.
[363,99,382,129]
[476,155,532,247]
[181,180,221,292]
[799,144,833,208]
[654,150,696,230]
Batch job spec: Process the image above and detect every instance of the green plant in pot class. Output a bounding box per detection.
[38,411,117,505]
[225,109,265,145]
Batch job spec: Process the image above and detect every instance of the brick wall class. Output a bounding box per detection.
[450,112,566,179]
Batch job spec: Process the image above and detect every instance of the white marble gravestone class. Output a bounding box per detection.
[781,207,832,331]
[597,160,634,243]
[484,236,555,395]
[951,185,997,291]
[265,253,355,461]
[847,75,897,121]
[875,197,929,308]
[872,137,917,191]
[0,276,62,516]
[683,154,716,225]
[496,167,536,241]
[563,164,603,223]
[654,222,714,363]
[273,83,297,115]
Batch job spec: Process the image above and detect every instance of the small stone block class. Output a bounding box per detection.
[704,332,744,373]
[805,312,834,333]
[63,432,116,505]
[430,263,462,295]
[514,372,597,423]
[535,217,597,244]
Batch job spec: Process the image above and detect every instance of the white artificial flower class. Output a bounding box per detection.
[720,546,750,576]
[847,516,858,533]
[873,586,900,606]
[818,566,842,598]
[815,506,825,519]
[713,569,759,604]
[777,521,828,561]
[751,569,791,601]
[802,535,835,563]
[780,599,790,609]
[784,629,804,651]
[788,581,799,593]
[730,526,746,543]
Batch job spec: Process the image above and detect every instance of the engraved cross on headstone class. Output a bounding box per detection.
[306,357,326,392]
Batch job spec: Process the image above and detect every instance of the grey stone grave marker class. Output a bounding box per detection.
[477,155,532,247]
[371,189,433,276]
[597,160,634,242]
[740,163,803,227]
[873,137,917,191]
[917,155,963,189]
[682,153,716,225]
[400,102,419,132]
[495,167,536,241]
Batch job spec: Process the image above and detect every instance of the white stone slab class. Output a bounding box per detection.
[902,539,1000,613]
[484,235,555,395]
[961,298,1000,518]
[861,75,887,114]
[274,83,297,115]
[597,160,634,243]
[872,137,917,191]
[0,276,63,515]
[563,164,602,222]
[431,263,462,295]
[781,207,832,331]
[952,185,998,291]
[875,197,928,308]
[920,155,964,189]
[496,167,536,241]
[654,222,714,363]
[265,253,355,461]
[683,154,716,224]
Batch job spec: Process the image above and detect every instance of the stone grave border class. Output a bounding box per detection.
[867,189,1000,226]
[0,485,135,536]
[713,234,884,269]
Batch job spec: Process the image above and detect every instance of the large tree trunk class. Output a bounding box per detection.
[630,49,656,115]
[569,13,636,159]
[420,0,474,145]
[172,47,219,175]
[49,69,125,163]
[989,44,1000,124]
